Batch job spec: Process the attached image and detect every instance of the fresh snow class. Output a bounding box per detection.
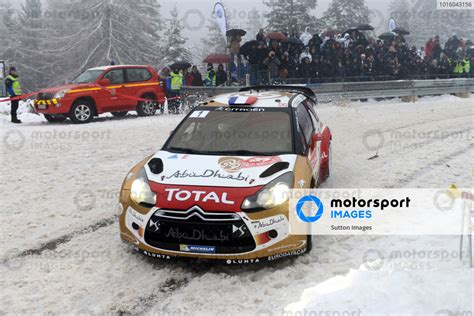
[0,95,472,315]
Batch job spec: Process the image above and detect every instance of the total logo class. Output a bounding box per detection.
[165,188,235,205]
[296,195,324,223]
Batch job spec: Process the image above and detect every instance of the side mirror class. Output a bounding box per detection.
[99,78,110,86]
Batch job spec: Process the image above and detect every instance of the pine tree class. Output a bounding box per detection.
[44,0,163,86]
[409,0,474,46]
[161,6,192,67]
[263,0,319,33]
[244,7,265,40]
[322,0,370,32]
[202,12,228,55]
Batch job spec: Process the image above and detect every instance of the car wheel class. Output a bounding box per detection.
[306,235,313,253]
[111,111,128,117]
[137,95,157,117]
[44,114,67,123]
[70,101,94,124]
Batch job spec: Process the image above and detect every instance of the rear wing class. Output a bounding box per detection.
[239,85,317,103]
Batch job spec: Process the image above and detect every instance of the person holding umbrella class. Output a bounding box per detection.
[5,67,22,124]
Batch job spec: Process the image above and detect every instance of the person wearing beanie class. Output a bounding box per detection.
[5,67,22,124]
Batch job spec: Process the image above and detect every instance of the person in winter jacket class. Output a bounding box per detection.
[166,67,184,114]
[204,63,216,86]
[299,47,312,63]
[5,67,22,124]
[190,66,203,86]
[300,27,312,46]
[216,64,227,86]
[263,51,281,81]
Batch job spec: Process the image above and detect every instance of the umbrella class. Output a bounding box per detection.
[392,28,410,35]
[267,32,288,41]
[357,24,374,31]
[342,28,359,36]
[226,29,247,37]
[170,61,191,70]
[240,40,257,56]
[203,54,232,64]
[283,37,304,46]
[322,29,338,37]
[379,32,396,40]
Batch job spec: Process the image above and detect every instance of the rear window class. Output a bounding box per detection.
[126,68,152,83]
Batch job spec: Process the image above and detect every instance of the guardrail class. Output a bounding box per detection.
[181,78,474,103]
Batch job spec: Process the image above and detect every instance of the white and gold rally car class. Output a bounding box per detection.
[119,86,332,264]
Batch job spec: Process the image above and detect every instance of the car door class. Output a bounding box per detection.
[121,68,154,109]
[100,68,127,111]
[296,104,320,179]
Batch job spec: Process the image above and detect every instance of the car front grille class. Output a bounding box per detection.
[144,207,256,254]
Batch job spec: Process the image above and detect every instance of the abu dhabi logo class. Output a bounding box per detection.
[296,195,324,223]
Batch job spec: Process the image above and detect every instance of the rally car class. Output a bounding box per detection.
[118,86,332,264]
[34,65,165,124]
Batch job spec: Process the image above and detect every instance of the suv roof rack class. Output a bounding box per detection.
[239,85,317,102]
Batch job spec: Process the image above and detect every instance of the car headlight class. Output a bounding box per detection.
[130,168,156,208]
[241,172,294,211]
[53,89,69,99]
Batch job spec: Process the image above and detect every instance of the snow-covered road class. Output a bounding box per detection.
[1,95,472,315]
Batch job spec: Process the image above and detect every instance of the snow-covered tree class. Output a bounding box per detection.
[161,6,192,67]
[263,0,319,33]
[244,7,265,41]
[322,0,370,32]
[202,12,228,55]
[409,0,474,46]
[44,0,163,86]
[388,0,411,30]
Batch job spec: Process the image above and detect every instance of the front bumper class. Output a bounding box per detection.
[119,204,308,264]
[34,98,71,114]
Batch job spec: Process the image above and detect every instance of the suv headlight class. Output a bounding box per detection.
[241,172,294,211]
[130,168,156,208]
[53,89,69,99]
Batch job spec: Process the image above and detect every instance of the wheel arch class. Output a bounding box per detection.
[72,96,98,116]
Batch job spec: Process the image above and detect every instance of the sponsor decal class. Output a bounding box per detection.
[165,188,235,205]
[180,244,216,254]
[252,215,286,230]
[221,107,265,112]
[232,224,247,238]
[128,208,146,225]
[226,258,260,264]
[267,248,307,261]
[219,156,282,173]
[165,227,230,242]
[149,219,161,232]
[162,169,254,184]
[140,249,172,260]
[267,240,307,253]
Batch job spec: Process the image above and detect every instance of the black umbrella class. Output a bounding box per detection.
[240,40,258,56]
[379,32,396,40]
[343,28,359,36]
[170,62,191,70]
[357,24,374,31]
[392,28,410,35]
[284,37,304,46]
[226,29,247,37]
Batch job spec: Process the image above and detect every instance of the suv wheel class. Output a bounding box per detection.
[137,96,157,117]
[70,101,94,124]
[44,114,67,123]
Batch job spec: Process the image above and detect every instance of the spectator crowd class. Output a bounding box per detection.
[165,28,473,86]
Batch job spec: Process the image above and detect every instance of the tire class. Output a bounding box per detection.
[306,235,313,253]
[44,114,67,123]
[70,100,94,124]
[137,95,157,117]
[111,111,128,117]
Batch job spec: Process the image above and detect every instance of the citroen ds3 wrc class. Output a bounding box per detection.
[119,86,332,264]
[34,65,165,124]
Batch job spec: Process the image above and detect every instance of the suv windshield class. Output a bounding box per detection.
[72,70,104,84]
[165,107,293,156]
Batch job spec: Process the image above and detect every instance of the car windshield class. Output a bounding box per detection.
[72,70,103,84]
[165,108,293,156]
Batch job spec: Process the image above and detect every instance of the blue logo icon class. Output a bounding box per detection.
[296,195,324,223]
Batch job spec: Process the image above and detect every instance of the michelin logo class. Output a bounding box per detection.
[180,244,216,254]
